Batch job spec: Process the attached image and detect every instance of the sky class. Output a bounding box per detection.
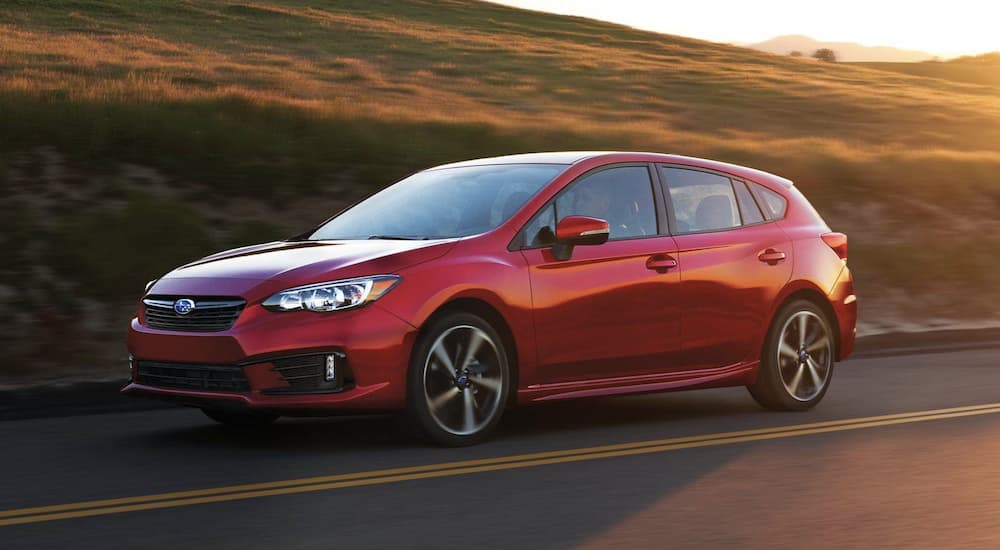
[488,0,1000,58]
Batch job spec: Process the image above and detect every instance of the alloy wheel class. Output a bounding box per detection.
[776,310,832,402]
[422,325,506,436]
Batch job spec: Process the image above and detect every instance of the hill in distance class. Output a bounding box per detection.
[749,34,936,61]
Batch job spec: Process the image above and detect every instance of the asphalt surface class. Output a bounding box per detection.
[2,347,999,549]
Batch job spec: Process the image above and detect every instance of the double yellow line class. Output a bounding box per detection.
[3,402,1000,527]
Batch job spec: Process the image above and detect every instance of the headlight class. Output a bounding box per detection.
[262,275,401,312]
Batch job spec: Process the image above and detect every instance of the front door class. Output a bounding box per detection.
[520,165,682,384]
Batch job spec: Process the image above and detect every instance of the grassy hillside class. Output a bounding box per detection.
[2,0,1000,383]
[852,53,1000,87]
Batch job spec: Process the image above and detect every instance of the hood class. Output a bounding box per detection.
[149,239,457,297]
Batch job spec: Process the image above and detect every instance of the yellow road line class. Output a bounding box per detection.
[2,403,999,527]
[3,401,995,520]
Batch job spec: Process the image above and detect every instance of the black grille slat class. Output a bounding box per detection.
[273,364,323,372]
[143,296,245,332]
[272,366,320,375]
[145,321,237,327]
[136,361,250,392]
[272,357,322,368]
[146,312,237,319]
[145,321,232,326]
[281,375,320,381]
[145,309,237,316]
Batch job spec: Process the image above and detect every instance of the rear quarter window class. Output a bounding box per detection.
[751,182,788,219]
[733,180,765,224]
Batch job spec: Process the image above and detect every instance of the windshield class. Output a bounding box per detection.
[308,164,567,240]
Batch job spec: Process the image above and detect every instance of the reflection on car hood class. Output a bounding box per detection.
[154,239,457,290]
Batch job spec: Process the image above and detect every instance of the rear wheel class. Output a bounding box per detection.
[407,312,510,446]
[748,300,834,410]
[202,408,279,428]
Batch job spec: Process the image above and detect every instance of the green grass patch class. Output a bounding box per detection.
[45,191,215,297]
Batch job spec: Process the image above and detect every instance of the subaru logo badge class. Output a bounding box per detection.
[173,298,196,315]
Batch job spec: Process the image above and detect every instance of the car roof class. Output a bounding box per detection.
[428,151,793,188]
[429,151,612,167]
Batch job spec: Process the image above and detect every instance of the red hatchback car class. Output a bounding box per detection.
[125,152,856,445]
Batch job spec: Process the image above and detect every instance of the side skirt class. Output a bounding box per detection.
[516,361,758,404]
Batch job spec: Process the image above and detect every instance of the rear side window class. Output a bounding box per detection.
[660,167,739,233]
[733,180,765,224]
[751,182,788,219]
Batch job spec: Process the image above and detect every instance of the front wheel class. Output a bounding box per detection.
[748,300,834,411]
[407,312,510,446]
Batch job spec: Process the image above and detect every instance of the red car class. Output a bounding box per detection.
[125,152,856,445]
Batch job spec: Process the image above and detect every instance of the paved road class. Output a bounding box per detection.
[2,348,998,549]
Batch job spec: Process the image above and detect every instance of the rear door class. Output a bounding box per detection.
[519,164,683,384]
[658,165,792,370]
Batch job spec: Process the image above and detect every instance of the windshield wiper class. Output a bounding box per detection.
[366,235,430,240]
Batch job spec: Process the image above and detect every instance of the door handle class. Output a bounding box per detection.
[646,255,678,273]
[758,249,786,264]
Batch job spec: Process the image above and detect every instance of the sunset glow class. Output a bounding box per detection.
[489,0,1000,58]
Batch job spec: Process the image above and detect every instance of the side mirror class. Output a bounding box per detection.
[551,216,610,260]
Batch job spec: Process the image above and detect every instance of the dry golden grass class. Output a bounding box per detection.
[3,2,998,146]
[853,53,1000,88]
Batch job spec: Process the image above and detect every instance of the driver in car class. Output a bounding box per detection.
[572,184,645,239]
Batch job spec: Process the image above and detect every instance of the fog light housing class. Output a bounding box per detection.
[264,352,353,395]
[325,354,336,382]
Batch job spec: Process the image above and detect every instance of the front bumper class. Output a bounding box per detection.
[124,303,418,412]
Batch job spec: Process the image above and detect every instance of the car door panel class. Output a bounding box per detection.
[519,164,683,384]
[673,223,792,369]
[657,165,793,370]
[522,237,681,384]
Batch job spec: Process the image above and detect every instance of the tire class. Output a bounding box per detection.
[748,299,835,411]
[202,408,279,428]
[407,312,510,446]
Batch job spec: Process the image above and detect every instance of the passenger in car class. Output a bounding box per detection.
[692,194,736,232]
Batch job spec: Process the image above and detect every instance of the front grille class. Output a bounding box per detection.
[136,361,250,392]
[265,353,353,394]
[143,296,245,332]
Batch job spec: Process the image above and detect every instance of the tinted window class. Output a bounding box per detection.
[523,203,556,247]
[554,166,657,240]
[733,179,765,224]
[661,167,739,233]
[751,182,788,219]
[309,164,565,240]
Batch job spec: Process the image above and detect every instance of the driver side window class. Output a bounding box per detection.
[524,203,557,248]
[556,166,657,240]
[521,165,658,248]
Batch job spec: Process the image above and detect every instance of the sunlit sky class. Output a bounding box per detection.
[488,0,1000,58]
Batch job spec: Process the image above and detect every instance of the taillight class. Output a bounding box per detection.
[822,232,848,261]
